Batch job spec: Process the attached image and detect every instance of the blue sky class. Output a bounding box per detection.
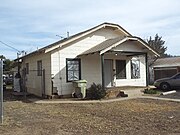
[0,0,180,59]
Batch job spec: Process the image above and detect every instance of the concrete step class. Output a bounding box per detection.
[122,89,143,97]
[106,87,144,98]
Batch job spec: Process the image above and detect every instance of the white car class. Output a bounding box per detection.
[154,73,180,91]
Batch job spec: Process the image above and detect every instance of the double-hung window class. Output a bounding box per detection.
[66,58,81,82]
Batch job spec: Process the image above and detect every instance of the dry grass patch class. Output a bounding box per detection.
[0,98,180,135]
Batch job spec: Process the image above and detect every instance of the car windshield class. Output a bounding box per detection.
[172,73,180,79]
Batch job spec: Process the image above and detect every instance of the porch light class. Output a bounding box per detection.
[115,53,118,56]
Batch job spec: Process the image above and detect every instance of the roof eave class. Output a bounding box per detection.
[14,49,45,61]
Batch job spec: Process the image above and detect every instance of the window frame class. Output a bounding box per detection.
[116,60,126,79]
[37,60,42,76]
[66,58,81,82]
[173,73,180,79]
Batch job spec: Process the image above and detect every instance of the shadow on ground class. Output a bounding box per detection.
[3,88,42,103]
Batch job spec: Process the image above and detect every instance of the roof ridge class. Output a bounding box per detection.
[15,22,132,60]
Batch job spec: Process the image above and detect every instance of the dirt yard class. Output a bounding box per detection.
[0,89,180,135]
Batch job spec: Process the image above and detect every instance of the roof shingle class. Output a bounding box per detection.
[80,36,125,55]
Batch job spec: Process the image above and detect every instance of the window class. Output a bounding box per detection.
[37,60,42,76]
[131,59,140,79]
[25,63,29,74]
[66,58,81,82]
[173,73,180,79]
[116,60,126,79]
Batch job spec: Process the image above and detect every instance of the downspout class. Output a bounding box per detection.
[101,54,105,91]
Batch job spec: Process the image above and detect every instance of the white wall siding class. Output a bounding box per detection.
[51,29,147,96]
[113,41,144,52]
[51,28,120,95]
[20,25,151,97]
[81,54,102,88]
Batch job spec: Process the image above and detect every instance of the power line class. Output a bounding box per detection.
[0,41,20,52]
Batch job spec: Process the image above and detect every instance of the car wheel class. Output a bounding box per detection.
[160,82,170,91]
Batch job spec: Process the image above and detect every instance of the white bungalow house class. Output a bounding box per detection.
[17,22,159,97]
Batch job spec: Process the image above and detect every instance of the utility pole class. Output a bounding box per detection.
[0,59,3,124]
[67,31,69,38]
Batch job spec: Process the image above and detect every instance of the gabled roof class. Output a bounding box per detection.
[44,22,132,53]
[15,22,160,61]
[15,22,132,60]
[80,36,160,56]
[153,57,180,68]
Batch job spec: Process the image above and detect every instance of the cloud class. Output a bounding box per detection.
[0,0,180,59]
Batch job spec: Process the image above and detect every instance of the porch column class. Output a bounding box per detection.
[101,54,105,91]
[145,53,149,86]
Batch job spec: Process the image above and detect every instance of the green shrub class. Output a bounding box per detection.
[144,88,157,94]
[86,83,106,100]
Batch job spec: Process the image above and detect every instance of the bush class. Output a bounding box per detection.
[86,83,106,100]
[144,88,157,94]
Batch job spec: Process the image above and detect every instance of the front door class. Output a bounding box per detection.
[104,59,113,87]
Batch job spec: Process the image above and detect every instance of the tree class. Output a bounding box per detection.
[0,55,5,59]
[146,34,169,57]
[0,55,13,72]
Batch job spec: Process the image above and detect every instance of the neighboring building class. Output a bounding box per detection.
[153,57,180,81]
[16,22,159,97]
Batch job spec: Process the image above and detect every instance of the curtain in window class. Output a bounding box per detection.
[131,59,140,79]
[66,59,81,82]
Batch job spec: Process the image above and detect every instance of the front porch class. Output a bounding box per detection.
[79,36,158,91]
[101,51,148,89]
